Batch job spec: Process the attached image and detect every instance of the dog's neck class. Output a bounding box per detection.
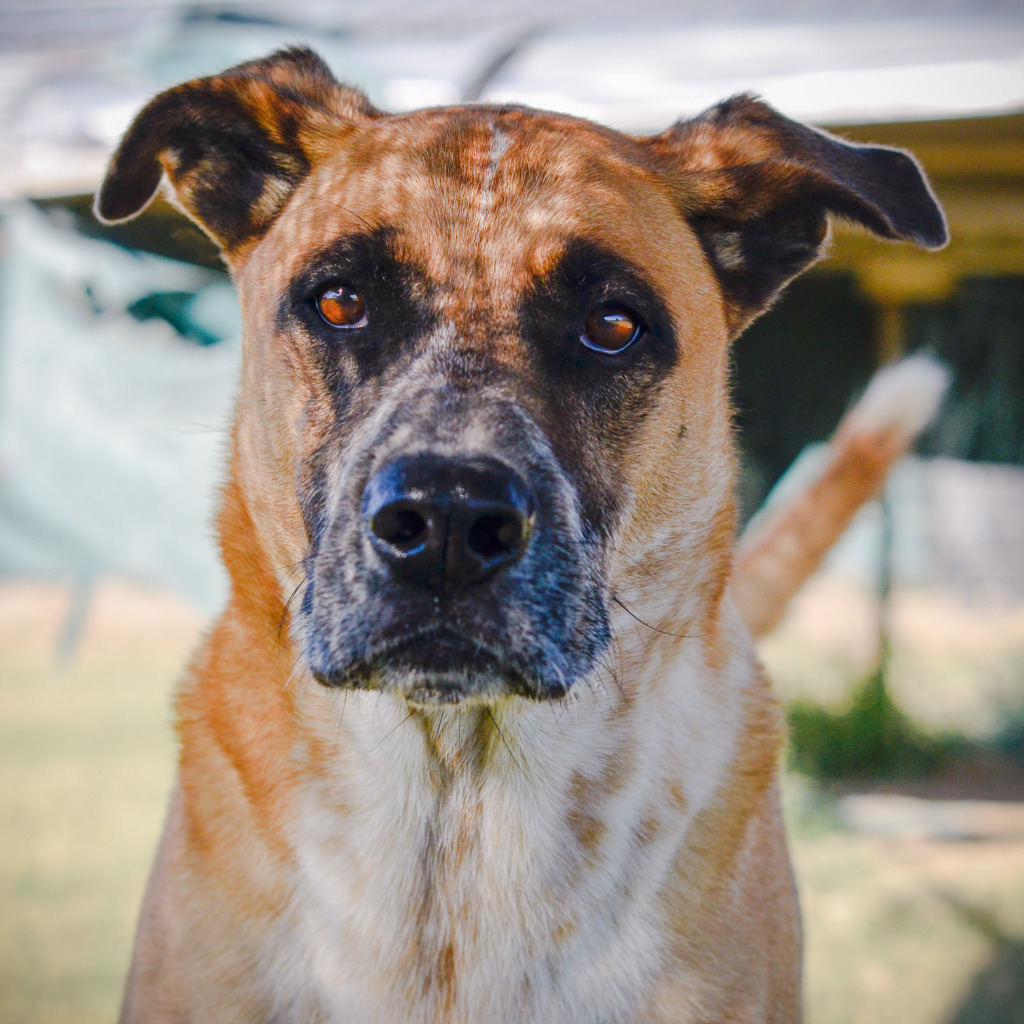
[267,603,760,1022]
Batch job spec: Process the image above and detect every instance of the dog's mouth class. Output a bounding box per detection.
[311,626,556,705]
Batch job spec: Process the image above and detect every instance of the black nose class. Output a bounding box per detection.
[362,454,536,591]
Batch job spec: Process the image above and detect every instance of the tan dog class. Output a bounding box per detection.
[96,47,946,1023]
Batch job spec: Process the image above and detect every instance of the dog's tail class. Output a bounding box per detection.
[733,354,950,638]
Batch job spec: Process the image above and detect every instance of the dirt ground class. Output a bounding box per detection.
[2,578,1023,1024]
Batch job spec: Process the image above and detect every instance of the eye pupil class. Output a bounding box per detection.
[316,286,366,328]
[582,306,641,353]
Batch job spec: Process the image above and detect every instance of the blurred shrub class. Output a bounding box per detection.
[787,671,962,780]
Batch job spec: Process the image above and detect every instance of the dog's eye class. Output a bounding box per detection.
[316,285,367,329]
[581,305,643,354]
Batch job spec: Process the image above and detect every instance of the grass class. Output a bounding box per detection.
[789,799,1024,1024]
[2,579,1023,1023]
[0,583,184,1024]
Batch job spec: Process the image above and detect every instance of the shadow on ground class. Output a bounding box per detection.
[943,895,1024,1024]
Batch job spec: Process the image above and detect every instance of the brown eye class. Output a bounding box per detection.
[581,305,643,354]
[316,285,367,329]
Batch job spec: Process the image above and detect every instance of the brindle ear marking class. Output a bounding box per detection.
[646,94,948,335]
[94,47,377,252]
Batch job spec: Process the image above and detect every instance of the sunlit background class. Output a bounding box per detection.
[1,1,1023,1022]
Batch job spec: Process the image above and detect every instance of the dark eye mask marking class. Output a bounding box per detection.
[520,237,675,375]
[517,237,679,537]
[277,226,437,391]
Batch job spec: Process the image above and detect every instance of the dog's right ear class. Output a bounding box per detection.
[95,47,377,255]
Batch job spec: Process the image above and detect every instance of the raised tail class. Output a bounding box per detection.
[734,354,950,638]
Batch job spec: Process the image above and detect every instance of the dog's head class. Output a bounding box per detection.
[97,48,945,706]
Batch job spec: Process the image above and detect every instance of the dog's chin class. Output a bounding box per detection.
[311,630,565,705]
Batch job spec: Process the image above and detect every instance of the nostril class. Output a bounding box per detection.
[372,504,429,553]
[467,513,527,562]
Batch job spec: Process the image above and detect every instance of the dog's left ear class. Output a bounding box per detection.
[645,94,948,336]
[95,47,377,254]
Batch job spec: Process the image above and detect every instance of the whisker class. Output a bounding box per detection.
[333,688,349,756]
[551,696,571,727]
[371,705,416,752]
[276,577,307,647]
[598,658,622,704]
[281,652,306,694]
[258,559,307,576]
[612,595,701,641]
[318,194,378,232]
[486,706,527,779]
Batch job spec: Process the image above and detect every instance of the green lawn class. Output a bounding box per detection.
[788,783,1024,1024]
[2,581,1023,1024]
[0,584,181,1024]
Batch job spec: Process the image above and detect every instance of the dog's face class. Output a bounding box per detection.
[97,48,945,706]
[239,107,733,705]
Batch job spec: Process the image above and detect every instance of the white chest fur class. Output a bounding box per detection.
[273,633,752,1024]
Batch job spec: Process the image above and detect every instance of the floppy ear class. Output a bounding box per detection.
[95,47,377,254]
[644,94,948,336]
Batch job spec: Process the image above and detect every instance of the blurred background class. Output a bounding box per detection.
[1,1,1022,1021]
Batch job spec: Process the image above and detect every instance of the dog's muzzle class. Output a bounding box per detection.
[300,413,612,705]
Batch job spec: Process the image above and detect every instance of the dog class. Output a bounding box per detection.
[95,47,946,1023]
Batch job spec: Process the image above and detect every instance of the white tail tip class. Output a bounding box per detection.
[844,353,950,440]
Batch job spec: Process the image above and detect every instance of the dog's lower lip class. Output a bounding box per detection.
[384,628,502,672]
[313,627,533,695]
